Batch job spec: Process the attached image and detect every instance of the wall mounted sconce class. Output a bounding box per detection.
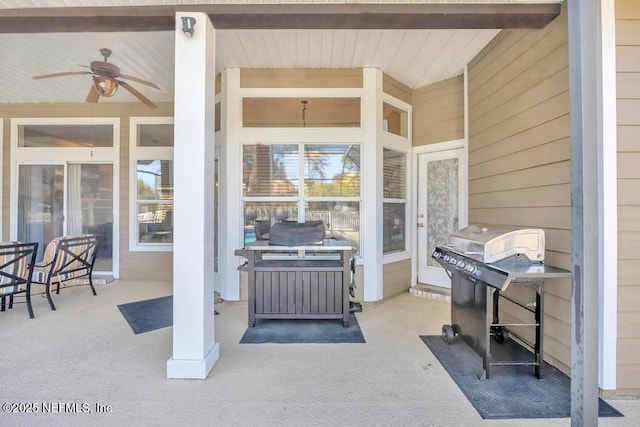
[92,76,118,97]
[181,16,196,37]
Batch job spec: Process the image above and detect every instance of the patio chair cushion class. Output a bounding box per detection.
[32,235,96,284]
[0,241,31,295]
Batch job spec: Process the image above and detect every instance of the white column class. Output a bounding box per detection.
[362,68,383,301]
[167,12,219,379]
[219,68,242,301]
[598,0,617,392]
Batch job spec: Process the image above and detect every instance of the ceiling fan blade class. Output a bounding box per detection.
[33,71,90,80]
[118,80,157,109]
[118,74,161,90]
[86,82,100,103]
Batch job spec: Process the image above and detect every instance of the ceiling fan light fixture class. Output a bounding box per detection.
[93,76,118,97]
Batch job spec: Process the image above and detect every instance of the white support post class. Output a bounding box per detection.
[219,68,242,301]
[167,12,219,379]
[598,0,617,392]
[362,68,383,301]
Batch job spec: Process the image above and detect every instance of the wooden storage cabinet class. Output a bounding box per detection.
[237,241,354,327]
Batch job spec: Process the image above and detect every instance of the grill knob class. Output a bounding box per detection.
[443,255,450,262]
[433,251,441,259]
[465,265,478,274]
[457,260,466,268]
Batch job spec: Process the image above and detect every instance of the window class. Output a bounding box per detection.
[383,148,407,254]
[18,124,114,147]
[242,143,361,249]
[129,118,174,251]
[383,102,408,138]
[243,98,361,128]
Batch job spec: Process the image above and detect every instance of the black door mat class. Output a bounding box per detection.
[240,313,365,344]
[420,335,623,419]
[118,295,218,335]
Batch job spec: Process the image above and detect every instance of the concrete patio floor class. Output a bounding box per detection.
[1,280,639,426]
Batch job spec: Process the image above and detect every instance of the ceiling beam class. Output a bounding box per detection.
[0,3,561,33]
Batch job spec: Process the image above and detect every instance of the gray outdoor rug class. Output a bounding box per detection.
[240,313,365,344]
[421,335,623,419]
[118,295,218,335]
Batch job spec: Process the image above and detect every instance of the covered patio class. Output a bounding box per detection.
[0,280,638,425]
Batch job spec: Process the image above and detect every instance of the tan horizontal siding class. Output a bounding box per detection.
[469,115,568,165]
[617,338,640,364]
[619,179,640,205]
[618,153,640,178]
[617,125,640,151]
[470,91,569,152]
[383,259,411,299]
[617,46,640,72]
[240,68,363,88]
[617,2,640,391]
[468,207,571,229]
[617,0,640,19]
[619,260,640,286]
[618,99,640,124]
[467,3,570,375]
[383,73,412,105]
[468,184,570,209]
[619,285,640,312]
[412,76,464,146]
[469,138,569,180]
[470,30,568,123]
[469,161,570,194]
[619,231,640,260]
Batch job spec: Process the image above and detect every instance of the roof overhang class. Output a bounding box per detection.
[0,3,561,33]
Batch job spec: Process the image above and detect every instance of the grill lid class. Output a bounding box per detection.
[448,224,545,264]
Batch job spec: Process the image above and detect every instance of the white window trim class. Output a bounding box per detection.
[380,94,412,264]
[9,117,120,278]
[129,117,174,252]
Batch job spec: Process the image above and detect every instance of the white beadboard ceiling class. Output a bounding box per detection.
[0,29,499,105]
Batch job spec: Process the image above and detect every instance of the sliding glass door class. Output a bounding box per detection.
[17,163,114,272]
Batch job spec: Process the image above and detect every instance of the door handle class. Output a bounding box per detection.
[417,223,425,228]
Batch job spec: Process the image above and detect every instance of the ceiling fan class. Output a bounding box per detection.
[32,48,160,109]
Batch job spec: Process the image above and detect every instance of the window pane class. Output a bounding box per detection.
[383,203,406,254]
[383,102,408,138]
[304,144,360,197]
[244,202,299,245]
[69,164,114,271]
[19,124,114,147]
[137,160,173,201]
[243,144,299,197]
[17,165,64,262]
[383,148,406,199]
[136,160,173,245]
[427,158,459,267]
[137,124,174,147]
[138,202,173,243]
[305,201,359,251]
[243,97,361,128]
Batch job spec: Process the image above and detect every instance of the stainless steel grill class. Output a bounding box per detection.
[432,224,571,379]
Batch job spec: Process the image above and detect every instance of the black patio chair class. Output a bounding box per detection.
[31,235,101,311]
[0,242,39,319]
